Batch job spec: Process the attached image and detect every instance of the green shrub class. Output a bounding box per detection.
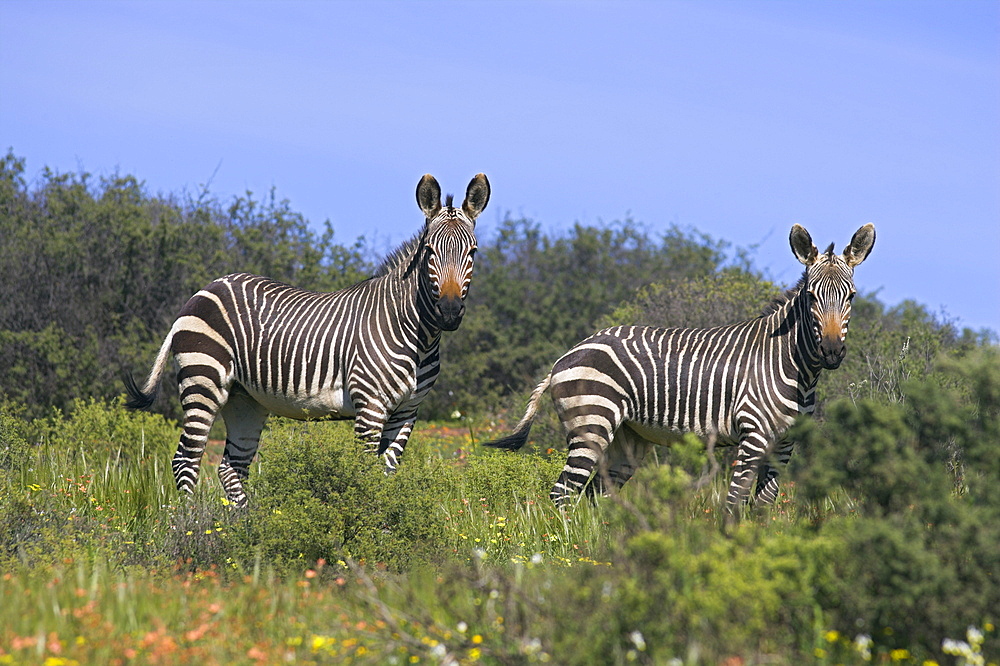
[788,348,1000,656]
[37,396,178,461]
[242,420,453,570]
[0,404,31,472]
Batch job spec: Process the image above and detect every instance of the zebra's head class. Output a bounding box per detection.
[415,173,490,331]
[790,223,876,370]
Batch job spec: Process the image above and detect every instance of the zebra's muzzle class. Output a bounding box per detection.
[436,296,466,331]
[819,337,846,369]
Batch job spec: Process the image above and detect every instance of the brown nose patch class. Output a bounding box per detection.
[438,277,463,300]
[820,313,844,340]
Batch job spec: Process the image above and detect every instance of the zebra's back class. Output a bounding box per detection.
[174,272,410,420]
[549,324,773,444]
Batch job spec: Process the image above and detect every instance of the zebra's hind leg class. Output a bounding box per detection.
[172,368,230,498]
[753,440,795,505]
[551,431,612,508]
[604,425,652,493]
[584,426,651,500]
[218,388,270,508]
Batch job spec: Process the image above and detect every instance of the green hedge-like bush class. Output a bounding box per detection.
[241,421,454,570]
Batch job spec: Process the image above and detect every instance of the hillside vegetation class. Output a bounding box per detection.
[1,152,997,664]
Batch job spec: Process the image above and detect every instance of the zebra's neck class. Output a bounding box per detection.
[767,287,825,389]
[375,236,444,354]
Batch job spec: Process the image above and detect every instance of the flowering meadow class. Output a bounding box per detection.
[2,349,999,665]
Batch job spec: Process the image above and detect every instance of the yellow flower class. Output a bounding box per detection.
[814,648,826,659]
[468,647,482,661]
[891,648,910,661]
[824,630,840,643]
[472,635,483,645]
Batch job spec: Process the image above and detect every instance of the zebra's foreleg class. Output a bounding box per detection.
[753,440,795,505]
[726,433,771,511]
[352,395,389,453]
[218,389,270,508]
[378,408,419,473]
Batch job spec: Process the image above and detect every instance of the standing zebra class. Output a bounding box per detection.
[485,223,875,512]
[126,173,490,507]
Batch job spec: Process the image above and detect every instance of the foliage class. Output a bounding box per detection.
[600,268,782,330]
[243,420,454,570]
[788,348,1000,656]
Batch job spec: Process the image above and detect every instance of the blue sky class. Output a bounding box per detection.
[2,1,998,334]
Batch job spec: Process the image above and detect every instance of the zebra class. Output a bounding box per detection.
[125,173,490,507]
[485,223,875,512]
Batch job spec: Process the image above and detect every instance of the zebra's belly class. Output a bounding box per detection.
[242,377,356,421]
[623,420,738,447]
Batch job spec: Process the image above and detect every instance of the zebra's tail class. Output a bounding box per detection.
[483,372,552,451]
[123,327,175,411]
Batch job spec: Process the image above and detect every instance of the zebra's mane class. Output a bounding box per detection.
[373,227,428,278]
[761,272,807,316]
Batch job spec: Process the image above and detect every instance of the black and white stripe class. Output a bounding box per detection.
[126,173,490,507]
[485,223,875,512]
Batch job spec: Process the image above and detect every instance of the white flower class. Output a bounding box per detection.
[629,630,646,651]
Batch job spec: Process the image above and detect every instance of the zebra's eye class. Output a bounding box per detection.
[847,291,857,301]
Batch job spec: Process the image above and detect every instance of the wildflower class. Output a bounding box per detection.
[457,622,468,634]
[629,631,646,651]
[472,635,483,645]
[890,648,910,661]
[854,634,873,661]
[824,630,840,643]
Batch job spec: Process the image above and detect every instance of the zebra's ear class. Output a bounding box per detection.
[844,223,876,267]
[789,224,818,265]
[462,173,490,223]
[417,174,442,221]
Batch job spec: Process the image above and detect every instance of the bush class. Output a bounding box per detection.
[242,420,453,570]
[788,348,1000,656]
